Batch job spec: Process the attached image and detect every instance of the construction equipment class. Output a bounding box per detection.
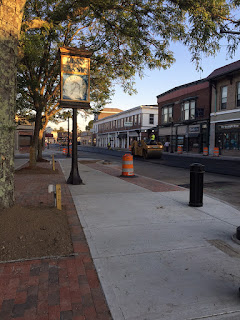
[130,140,164,159]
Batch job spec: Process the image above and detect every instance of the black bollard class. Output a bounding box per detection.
[236,226,240,241]
[189,163,205,207]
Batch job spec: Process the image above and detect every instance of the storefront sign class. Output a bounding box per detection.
[189,125,200,133]
[217,122,240,130]
[124,122,133,127]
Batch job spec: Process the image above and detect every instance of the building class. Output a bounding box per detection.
[15,116,34,153]
[207,60,240,156]
[157,79,210,153]
[94,108,123,120]
[92,108,123,146]
[93,105,158,149]
[79,131,92,145]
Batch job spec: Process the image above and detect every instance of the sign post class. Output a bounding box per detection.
[59,47,92,185]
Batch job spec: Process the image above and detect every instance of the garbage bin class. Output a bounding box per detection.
[189,163,205,207]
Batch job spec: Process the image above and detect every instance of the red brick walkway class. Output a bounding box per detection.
[86,162,184,192]
[0,162,112,320]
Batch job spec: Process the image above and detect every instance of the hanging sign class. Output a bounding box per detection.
[59,47,92,109]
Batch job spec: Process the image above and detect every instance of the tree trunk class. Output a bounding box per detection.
[29,107,42,167]
[0,0,26,209]
[37,129,44,161]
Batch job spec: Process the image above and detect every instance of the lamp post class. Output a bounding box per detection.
[59,47,92,185]
[67,115,70,157]
[170,121,174,153]
[67,109,82,184]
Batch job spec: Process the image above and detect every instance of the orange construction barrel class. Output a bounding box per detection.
[203,147,208,156]
[213,147,219,157]
[121,154,135,177]
[177,146,183,154]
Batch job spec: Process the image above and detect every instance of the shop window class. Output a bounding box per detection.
[149,114,154,125]
[237,82,240,107]
[162,106,173,123]
[221,86,227,110]
[230,133,239,150]
[181,100,195,121]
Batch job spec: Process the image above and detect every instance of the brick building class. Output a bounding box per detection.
[208,60,240,156]
[157,79,210,153]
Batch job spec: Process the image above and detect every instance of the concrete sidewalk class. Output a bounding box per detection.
[60,159,240,320]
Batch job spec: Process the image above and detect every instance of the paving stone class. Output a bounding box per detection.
[0,161,112,320]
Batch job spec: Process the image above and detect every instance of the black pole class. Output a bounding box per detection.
[67,116,70,157]
[67,108,82,185]
[170,122,174,153]
[189,163,205,207]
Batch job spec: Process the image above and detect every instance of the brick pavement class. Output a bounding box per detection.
[0,162,112,320]
[85,162,184,192]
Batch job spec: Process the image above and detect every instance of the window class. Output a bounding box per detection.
[149,114,154,124]
[162,106,173,123]
[181,100,195,121]
[221,86,227,110]
[237,82,240,107]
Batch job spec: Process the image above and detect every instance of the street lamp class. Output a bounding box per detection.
[59,47,92,184]
[67,114,70,157]
[170,121,174,153]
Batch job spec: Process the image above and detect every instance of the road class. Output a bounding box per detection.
[76,149,240,211]
[15,145,240,211]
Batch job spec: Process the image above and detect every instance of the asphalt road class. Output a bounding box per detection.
[75,148,240,211]
[15,146,240,211]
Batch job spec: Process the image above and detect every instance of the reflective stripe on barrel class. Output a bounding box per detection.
[122,154,134,177]
[203,147,208,156]
[213,147,219,157]
[177,146,183,154]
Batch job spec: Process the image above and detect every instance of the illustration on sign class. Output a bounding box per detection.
[61,54,90,103]
[63,74,88,101]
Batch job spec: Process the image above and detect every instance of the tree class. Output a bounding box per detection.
[0,0,26,209]
[17,0,239,165]
[2,0,240,208]
[85,120,94,131]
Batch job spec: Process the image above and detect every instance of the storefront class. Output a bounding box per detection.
[215,121,240,155]
[158,122,209,153]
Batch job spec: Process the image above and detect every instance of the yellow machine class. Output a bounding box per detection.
[131,140,164,159]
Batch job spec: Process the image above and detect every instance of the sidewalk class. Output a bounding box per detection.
[60,159,240,320]
[1,160,112,320]
[5,158,240,320]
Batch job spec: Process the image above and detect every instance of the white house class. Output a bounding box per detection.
[93,105,158,149]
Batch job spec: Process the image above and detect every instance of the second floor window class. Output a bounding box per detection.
[149,114,154,125]
[181,100,195,121]
[237,82,240,107]
[162,106,173,123]
[221,86,227,110]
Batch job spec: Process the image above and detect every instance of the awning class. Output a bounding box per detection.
[118,133,127,139]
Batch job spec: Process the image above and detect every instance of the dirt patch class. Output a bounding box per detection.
[0,161,74,262]
[15,165,59,175]
[0,205,73,262]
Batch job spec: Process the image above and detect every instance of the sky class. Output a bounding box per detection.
[50,40,239,132]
